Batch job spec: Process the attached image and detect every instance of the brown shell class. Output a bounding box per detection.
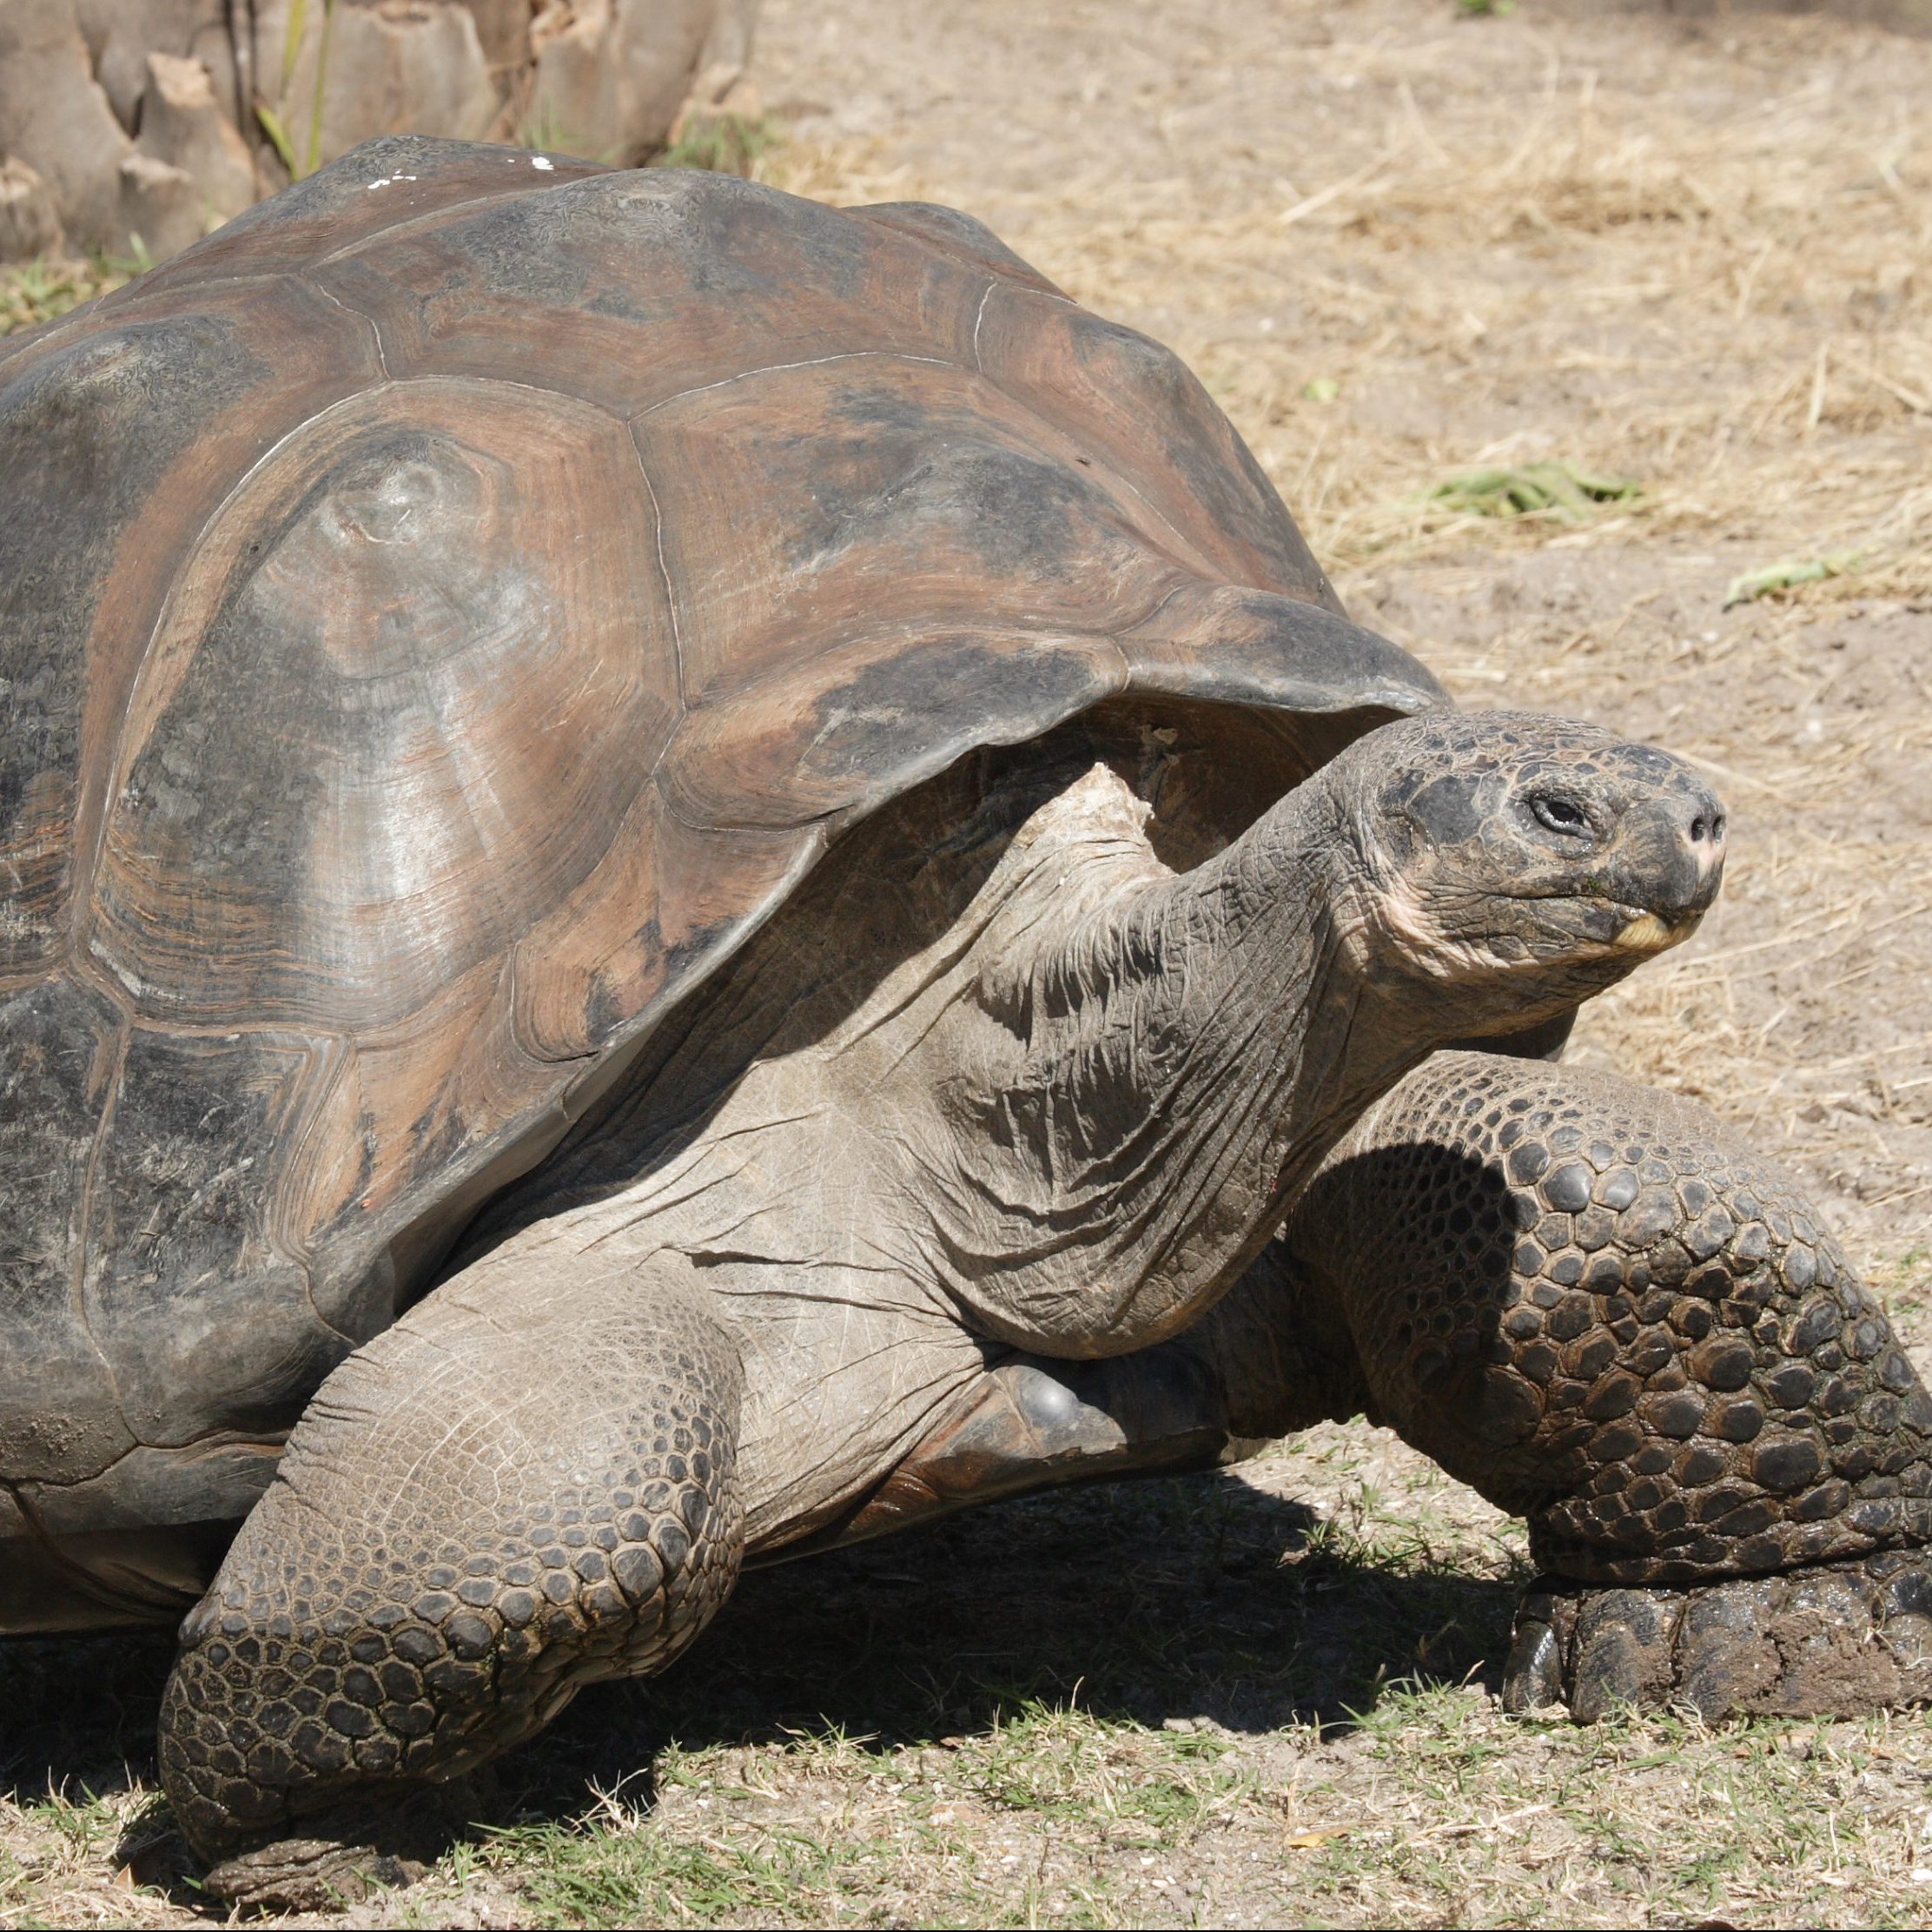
[0,137,1443,1526]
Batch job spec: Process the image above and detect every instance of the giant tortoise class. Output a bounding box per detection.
[3,138,1929,1900]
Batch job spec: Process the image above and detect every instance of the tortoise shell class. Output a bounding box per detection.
[0,137,1442,1545]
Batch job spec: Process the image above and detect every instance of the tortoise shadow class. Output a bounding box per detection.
[513,1463,1523,1815]
[0,1466,1521,1886]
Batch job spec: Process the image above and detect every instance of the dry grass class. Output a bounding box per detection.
[759,11,1930,590]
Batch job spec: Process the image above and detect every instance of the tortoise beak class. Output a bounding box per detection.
[1608,771,1728,943]
[1612,907,1696,954]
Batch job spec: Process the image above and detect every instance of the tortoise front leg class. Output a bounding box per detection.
[156,1256,744,1907]
[1288,1049,1932,1720]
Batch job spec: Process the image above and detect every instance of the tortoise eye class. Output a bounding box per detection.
[1529,794,1592,837]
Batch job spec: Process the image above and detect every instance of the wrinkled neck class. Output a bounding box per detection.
[907,769,1445,1357]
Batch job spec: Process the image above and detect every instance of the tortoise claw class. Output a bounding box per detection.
[1504,1550,1932,1722]
[1500,1610,1565,1713]
[191,1778,486,1912]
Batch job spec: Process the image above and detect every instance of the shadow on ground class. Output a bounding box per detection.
[0,1466,1521,1870]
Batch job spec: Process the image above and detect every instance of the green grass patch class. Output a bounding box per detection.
[1423,460,1642,522]
[0,255,137,334]
[655,113,781,179]
[966,1701,1246,1831]
[465,1699,1249,1928]
[473,1816,880,1930]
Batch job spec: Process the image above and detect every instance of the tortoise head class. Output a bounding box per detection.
[1329,710,1727,1016]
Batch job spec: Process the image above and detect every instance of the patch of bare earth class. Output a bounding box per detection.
[3,2,1930,1926]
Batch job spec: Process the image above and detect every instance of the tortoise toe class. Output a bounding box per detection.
[1505,1549,1932,1723]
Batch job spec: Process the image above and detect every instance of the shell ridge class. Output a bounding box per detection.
[503,925,603,1073]
[845,201,1080,306]
[301,272,391,381]
[625,347,961,426]
[309,183,588,272]
[70,1016,134,1446]
[969,278,996,373]
[252,1031,356,1271]
[95,273,284,319]
[3,275,271,372]
[628,430,686,711]
[69,377,401,960]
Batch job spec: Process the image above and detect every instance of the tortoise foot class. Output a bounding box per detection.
[195,1783,480,1912]
[203,1836,425,1914]
[1503,1549,1932,1723]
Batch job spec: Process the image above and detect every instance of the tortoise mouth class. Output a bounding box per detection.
[1497,886,1704,928]
[1468,891,1704,965]
[1607,903,1698,953]
[1577,895,1704,956]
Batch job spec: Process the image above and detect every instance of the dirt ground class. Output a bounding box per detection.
[3,1,1931,1927]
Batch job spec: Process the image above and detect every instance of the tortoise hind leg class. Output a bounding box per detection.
[157,1254,743,1908]
[1287,1048,1932,1720]
[791,1248,1370,1556]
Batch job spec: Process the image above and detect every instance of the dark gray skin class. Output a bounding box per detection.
[157,705,1792,1899]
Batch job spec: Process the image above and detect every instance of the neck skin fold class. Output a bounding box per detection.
[866,763,1459,1359]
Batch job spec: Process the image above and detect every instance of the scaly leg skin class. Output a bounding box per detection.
[1288,1049,1932,1721]
[156,1261,744,1909]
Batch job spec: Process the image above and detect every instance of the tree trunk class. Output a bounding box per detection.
[0,0,763,263]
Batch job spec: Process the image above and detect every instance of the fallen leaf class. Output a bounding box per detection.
[1721,552,1860,607]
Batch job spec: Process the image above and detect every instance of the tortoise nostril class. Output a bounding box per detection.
[1681,794,1727,851]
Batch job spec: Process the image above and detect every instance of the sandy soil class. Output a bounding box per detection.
[3,3,1929,1927]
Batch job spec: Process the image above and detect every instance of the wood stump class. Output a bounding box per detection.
[0,0,762,262]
